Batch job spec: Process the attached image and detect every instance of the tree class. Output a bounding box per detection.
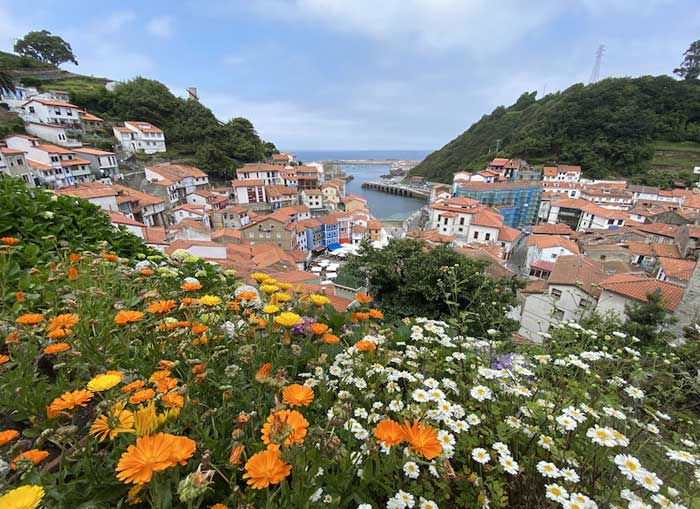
[339,239,520,335]
[674,40,700,80]
[623,291,676,347]
[14,30,78,66]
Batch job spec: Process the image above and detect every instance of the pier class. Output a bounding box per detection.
[361,181,430,199]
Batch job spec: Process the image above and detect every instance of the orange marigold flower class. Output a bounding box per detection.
[162,391,184,409]
[67,267,79,280]
[121,380,146,393]
[400,420,443,460]
[159,360,176,369]
[44,343,70,354]
[309,323,329,335]
[155,377,178,394]
[1,236,20,245]
[48,389,94,416]
[147,300,177,314]
[242,449,292,489]
[47,313,79,331]
[212,504,229,509]
[255,363,272,382]
[261,409,308,450]
[369,309,384,319]
[0,429,19,446]
[282,384,314,407]
[229,444,244,465]
[192,363,206,375]
[181,282,202,292]
[6,332,19,344]
[15,313,44,325]
[191,323,208,334]
[354,339,376,352]
[351,312,370,322]
[0,354,9,365]
[47,328,69,339]
[102,253,119,261]
[11,449,49,470]
[15,291,24,302]
[140,269,154,276]
[69,252,82,263]
[321,333,339,345]
[129,388,155,405]
[149,370,172,383]
[237,291,258,301]
[115,310,145,326]
[374,419,404,446]
[181,297,197,306]
[115,433,196,484]
[355,293,373,304]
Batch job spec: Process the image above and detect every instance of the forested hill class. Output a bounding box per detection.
[411,76,700,184]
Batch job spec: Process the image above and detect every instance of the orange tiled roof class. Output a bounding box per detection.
[498,226,521,242]
[531,223,574,235]
[108,211,144,227]
[658,257,695,281]
[55,182,116,199]
[527,235,580,254]
[600,274,685,310]
[548,255,606,295]
[622,241,680,259]
[111,184,164,206]
[24,98,78,108]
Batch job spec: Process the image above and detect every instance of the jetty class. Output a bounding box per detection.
[361,181,430,199]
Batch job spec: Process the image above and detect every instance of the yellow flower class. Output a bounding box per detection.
[277,282,293,291]
[263,305,280,314]
[0,485,45,509]
[251,272,270,283]
[87,373,122,392]
[309,294,331,306]
[199,295,222,306]
[90,402,135,442]
[259,284,280,295]
[274,312,302,328]
[262,278,278,285]
[134,401,160,437]
[272,292,292,303]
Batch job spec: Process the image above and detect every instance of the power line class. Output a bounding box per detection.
[589,44,605,84]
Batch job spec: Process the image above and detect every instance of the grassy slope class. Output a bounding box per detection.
[0,50,54,69]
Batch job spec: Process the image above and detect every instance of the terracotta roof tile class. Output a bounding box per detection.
[601,275,685,310]
[531,223,574,235]
[658,257,695,281]
[547,255,606,295]
[527,235,580,254]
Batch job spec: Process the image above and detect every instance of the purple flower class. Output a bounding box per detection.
[291,316,315,336]
[493,352,515,370]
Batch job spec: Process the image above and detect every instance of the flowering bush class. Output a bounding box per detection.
[0,239,699,508]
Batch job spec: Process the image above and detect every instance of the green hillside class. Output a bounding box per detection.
[412,76,700,185]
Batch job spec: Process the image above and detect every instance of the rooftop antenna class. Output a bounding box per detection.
[589,45,605,84]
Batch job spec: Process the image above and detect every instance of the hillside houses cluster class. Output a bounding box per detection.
[421,157,700,341]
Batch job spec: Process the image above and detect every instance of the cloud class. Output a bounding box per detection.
[146,15,174,38]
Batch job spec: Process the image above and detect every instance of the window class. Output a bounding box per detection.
[553,309,565,320]
[485,233,491,241]
[55,109,61,115]
[473,231,479,239]
[459,217,465,226]
[29,106,35,114]
[607,219,614,225]
[66,110,72,116]
[551,288,562,299]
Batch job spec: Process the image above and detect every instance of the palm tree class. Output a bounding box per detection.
[0,68,16,95]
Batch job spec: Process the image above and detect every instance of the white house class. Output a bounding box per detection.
[19,98,82,130]
[73,148,120,181]
[525,235,581,270]
[547,198,627,231]
[595,274,685,320]
[232,179,267,205]
[236,164,285,185]
[173,204,209,227]
[0,85,39,109]
[301,189,324,210]
[55,182,120,211]
[518,256,605,343]
[24,122,81,148]
[111,184,167,227]
[113,121,166,154]
[144,164,209,205]
[542,165,581,183]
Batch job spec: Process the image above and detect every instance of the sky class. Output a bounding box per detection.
[1,0,699,151]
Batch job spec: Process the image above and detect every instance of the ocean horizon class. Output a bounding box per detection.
[289,149,433,163]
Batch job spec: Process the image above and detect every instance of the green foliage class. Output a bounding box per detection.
[0,178,155,294]
[674,40,700,80]
[0,50,55,69]
[339,238,521,334]
[63,77,277,180]
[0,111,25,139]
[412,76,700,183]
[13,30,78,66]
[623,291,677,347]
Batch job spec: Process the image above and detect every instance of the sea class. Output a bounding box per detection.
[292,150,433,221]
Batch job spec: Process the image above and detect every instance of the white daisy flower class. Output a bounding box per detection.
[471,448,490,464]
[536,461,560,478]
[470,385,492,401]
[545,483,568,503]
[403,461,420,479]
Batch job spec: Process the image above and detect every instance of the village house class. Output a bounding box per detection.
[342,194,369,213]
[24,122,81,148]
[595,274,685,320]
[72,148,120,182]
[542,165,582,183]
[169,218,211,242]
[301,189,324,210]
[113,121,166,154]
[232,179,267,206]
[143,164,209,214]
[269,152,295,165]
[240,215,295,249]
[79,111,104,133]
[173,204,209,227]
[187,190,229,212]
[525,235,580,271]
[518,256,606,343]
[54,182,120,212]
[265,185,299,209]
[580,185,634,210]
[530,223,574,238]
[211,228,244,245]
[19,98,82,130]
[111,184,167,227]
[367,220,382,243]
[292,166,320,190]
[656,257,696,287]
[236,164,285,185]
[0,146,39,187]
[321,182,342,210]
[0,85,39,109]
[210,205,252,229]
[5,136,93,188]
[547,198,627,231]
[675,225,700,258]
